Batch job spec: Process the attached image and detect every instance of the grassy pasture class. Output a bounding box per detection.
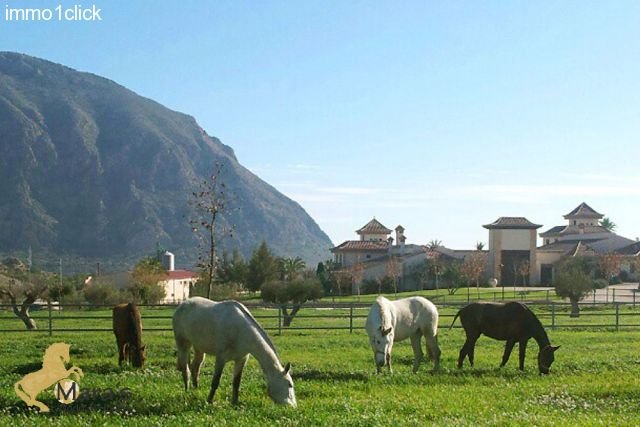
[0,306,639,426]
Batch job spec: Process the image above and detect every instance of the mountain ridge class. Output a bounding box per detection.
[0,52,332,270]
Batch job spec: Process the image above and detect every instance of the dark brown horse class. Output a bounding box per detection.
[450,302,559,374]
[113,303,146,367]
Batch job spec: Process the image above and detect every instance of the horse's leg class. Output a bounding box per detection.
[500,340,517,367]
[190,350,205,388]
[457,339,469,369]
[117,340,125,366]
[458,331,479,368]
[175,336,191,391]
[231,356,249,405]
[410,332,423,373]
[207,358,226,404]
[518,339,528,371]
[424,332,441,371]
[387,353,393,374]
[467,334,480,367]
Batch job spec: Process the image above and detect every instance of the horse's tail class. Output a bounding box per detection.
[449,309,462,330]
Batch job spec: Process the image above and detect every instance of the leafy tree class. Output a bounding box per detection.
[247,242,278,292]
[599,217,617,232]
[217,249,249,286]
[190,162,233,299]
[315,262,335,294]
[84,279,123,306]
[127,257,167,304]
[261,278,323,327]
[442,264,463,295]
[0,258,51,329]
[277,257,306,282]
[554,257,596,318]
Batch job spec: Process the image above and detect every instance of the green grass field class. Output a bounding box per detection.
[1,306,640,427]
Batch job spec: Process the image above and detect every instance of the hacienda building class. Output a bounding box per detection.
[485,202,638,286]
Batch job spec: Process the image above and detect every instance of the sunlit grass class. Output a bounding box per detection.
[0,316,639,426]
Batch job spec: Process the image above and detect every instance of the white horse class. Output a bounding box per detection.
[365,296,441,373]
[172,297,296,407]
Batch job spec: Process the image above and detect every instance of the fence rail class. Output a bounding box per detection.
[1,299,640,335]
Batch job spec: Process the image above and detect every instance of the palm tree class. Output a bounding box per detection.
[600,217,617,232]
[278,257,306,281]
[427,239,443,250]
[475,241,485,251]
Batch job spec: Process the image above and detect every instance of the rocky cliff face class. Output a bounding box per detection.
[0,52,331,269]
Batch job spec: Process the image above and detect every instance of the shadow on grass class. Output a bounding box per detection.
[294,369,368,382]
[11,362,42,375]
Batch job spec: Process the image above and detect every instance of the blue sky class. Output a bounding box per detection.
[2,1,640,248]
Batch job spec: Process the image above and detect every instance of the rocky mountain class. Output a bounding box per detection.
[0,52,332,271]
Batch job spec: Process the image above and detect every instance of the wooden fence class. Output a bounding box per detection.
[1,300,640,335]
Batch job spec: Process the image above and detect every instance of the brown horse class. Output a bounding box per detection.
[450,302,559,374]
[113,303,146,367]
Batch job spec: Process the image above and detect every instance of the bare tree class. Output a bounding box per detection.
[598,252,623,283]
[190,163,233,299]
[348,259,365,296]
[386,256,400,294]
[517,260,530,287]
[460,251,487,296]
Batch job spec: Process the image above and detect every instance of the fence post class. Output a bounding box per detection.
[634,291,636,309]
[613,289,616,304]
[615,303,620,331]
[349,305,354,334]
[277,308,282,336]
[551,302,555,330]
[48,301,53,337]
[546,290,549,301]
[606,287,609,303]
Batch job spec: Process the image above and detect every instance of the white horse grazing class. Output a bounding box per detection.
[172,297,296,407]
[365,296,441,373]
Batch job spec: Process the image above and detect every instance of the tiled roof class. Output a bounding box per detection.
[331,240,389,252]
[537,240,598,257]
[539,225,567,237]
[483,217,542,230]
[356,218,392,235]
[541,224,610,237]
[166,270,199,280]
[563,202,604,219]
[615,241,640,256]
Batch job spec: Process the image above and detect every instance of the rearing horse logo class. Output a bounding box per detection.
[14,342,84,412]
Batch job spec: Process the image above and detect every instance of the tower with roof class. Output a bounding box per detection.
[483,217,542,286]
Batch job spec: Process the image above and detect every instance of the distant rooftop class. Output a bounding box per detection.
[331,240,389,252]
[356,218,392,235]
[563,202,604,219]
[483,217,542,230]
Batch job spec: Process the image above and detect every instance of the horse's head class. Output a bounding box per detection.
[538,345,560,374]
[369,325,394,369]
[267,363,296,407]
[125,343,147,368]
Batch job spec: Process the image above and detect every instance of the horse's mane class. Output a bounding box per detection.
[523,304,550,344]
[233,301,280,358]
[374,297,393,331]
[128,303,142,347]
